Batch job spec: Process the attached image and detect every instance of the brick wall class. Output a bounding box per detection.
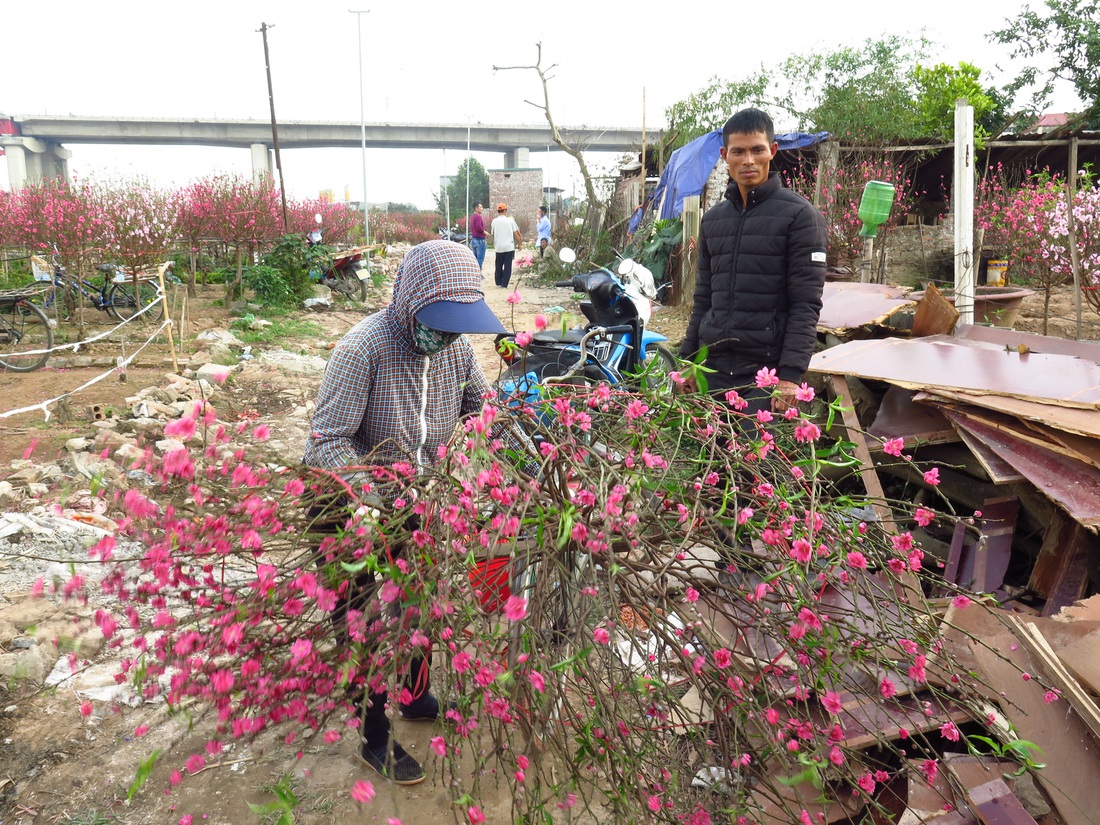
[489,169,543,238]
[879,223,955,285]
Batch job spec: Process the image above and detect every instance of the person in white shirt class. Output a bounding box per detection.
[490,202,522,288]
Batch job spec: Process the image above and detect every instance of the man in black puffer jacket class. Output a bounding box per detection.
[680,108,827,413]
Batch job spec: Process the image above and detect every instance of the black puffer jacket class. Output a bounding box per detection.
[680,172,827,384]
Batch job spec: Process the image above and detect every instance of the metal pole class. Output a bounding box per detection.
[466,117,471,239]
[258,22,289,233]
[443,148,450,231]
[350,9,370,250]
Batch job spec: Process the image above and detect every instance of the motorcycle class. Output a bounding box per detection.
[307,214,369,302]
[438,224,471,246]
[496,248,675,407]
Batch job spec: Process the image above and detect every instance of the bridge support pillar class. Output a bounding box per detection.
[505,147,530,169]
[1,137,70,189]
[251,143,273,181]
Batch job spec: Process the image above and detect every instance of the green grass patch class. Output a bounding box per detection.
[231,316,326,346]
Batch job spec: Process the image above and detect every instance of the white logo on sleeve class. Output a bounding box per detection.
[811,251,827,264]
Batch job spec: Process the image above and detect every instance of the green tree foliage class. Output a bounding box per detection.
[663,72,770,152]
[436,157,489,224]
[989,0,1100,126]
[664,35,1010,148]
[775,35,931,142]
[914,62,1003,143]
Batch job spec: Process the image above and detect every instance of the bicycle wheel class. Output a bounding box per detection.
[106,280,164,322]
[0,299,53,372]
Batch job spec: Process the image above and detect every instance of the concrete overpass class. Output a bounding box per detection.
[0,115,649,189]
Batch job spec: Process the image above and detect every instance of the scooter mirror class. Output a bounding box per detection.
[558,247,577,264]
[617,259,635,277]
[314,213,323,224]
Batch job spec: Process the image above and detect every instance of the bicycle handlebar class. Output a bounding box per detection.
[542,324,634,386]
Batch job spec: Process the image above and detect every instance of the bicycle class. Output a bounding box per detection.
[0,287,54,372]
[31,255,168,323]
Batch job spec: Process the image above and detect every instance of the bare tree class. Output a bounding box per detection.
[493,43,600,212]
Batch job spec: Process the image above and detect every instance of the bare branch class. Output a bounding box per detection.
[492,42,600,212]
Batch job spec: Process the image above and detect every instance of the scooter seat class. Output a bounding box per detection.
[532,329,587,344]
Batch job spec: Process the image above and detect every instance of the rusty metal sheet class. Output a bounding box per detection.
[953,323,1100,365]
[944,407,1100,527]
[810,337,1100,409]
[817,281,915,335]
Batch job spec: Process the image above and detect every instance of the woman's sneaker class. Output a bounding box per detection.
[358,739,425,785]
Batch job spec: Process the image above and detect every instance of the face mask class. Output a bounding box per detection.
[413,321,461,355]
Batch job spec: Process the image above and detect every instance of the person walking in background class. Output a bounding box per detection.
[536,205,552,257]
[490,202,521,288]
[679,108,827,414]
[468,202,487,271]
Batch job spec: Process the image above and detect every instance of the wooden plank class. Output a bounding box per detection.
[828,376,923,600]
[943,754,1028,798]
[1029,508,1093,611]
[916,389,1100,439]
[1053,595,1100,623]
[829,373,893,525]
[868,385,960,448]
[942,497,1018,594]
[912,282,960,337]
[810,336,1100,410]
[1020,420,1100,471]
[818,281,916,335]
[943,411,1100,528]
[967,778,1039,825]
[745,773,863,825]
[963,627,1100,825]
[952,425,1027,483]
[903,756,978,825]
[1009,616,1100,741]
[1056,629,1100,695]
[834,695,973,751]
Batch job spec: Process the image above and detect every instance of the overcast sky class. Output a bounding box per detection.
[0,0,1080,210]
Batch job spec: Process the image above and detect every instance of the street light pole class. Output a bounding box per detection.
[349,9,370,253]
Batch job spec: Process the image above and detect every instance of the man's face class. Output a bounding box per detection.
[721,131,778,191]
[475,205,482,214]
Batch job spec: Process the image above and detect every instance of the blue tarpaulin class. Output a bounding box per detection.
[651,130,830,220]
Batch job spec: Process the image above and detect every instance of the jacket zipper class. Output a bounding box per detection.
[415,355,430,469]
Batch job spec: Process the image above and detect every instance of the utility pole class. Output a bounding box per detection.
[258,22,289,233]
[349,9,371,250]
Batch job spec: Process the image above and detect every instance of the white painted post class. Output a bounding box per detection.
[954,99,975,327]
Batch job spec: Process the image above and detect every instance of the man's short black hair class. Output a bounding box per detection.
[722,108,775,144]
[538,205,548,213]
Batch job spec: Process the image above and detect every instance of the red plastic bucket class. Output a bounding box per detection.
[470,557,511,612]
